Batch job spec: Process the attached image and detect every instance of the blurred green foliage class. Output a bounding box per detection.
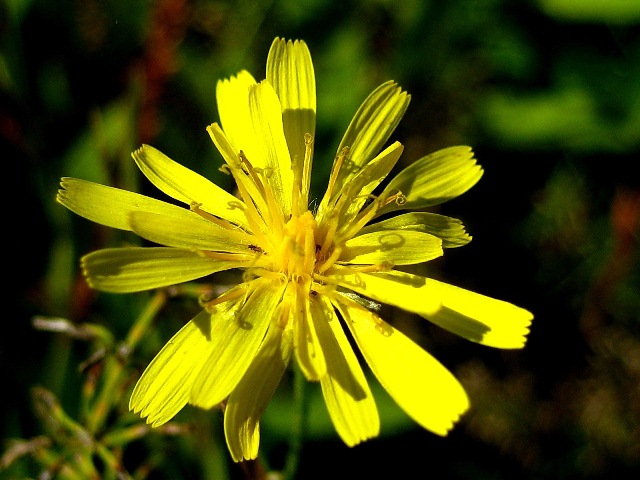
[1,0,639,478]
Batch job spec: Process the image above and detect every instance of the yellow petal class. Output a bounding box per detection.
[359,212,472,248]
[292,285,326,381]
[377,146,483,216]
[316,82,409,223]
[57,177,179,231]
[317,297,379,446]
[129,309,216,426]
[224,324,293,462]
[334,297,469,436]
[334,269,533,349]
[266,38,316,174]
[216,70,257,152]
[207,123,271,224]
[334,81,410,189]
[340,229,443,265]
[246,81,294,216]
[207,122,237,164]
[132,145,248,228]
[128,210,253,253]
[82,247,242,293]
[190,280,286,408]
[422,278,534,349]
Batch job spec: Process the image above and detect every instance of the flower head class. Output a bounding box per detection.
[57,38,533,462]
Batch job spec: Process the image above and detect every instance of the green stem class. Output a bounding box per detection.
[95,442,128,480]
[35,448,84,480]
[281,365,307,480]
[125,290,168,351]
[85,291,167,435]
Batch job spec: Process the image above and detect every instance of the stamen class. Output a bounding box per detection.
[316,245,342,274]
[199,251,255,262]
[273,211,317,281]
[238,152,268,200]
[324,147,349,206]
[292,154,302,218]
[317,215,338,259]
[243,267,287,283]
[302,216,316,274]
[335,191,406,244]
[239,151,284,230]
[256,166,273,179]
[199,284,248,312]
[312,271,343,287]
[224,165,264,223]
[223,160,273,248]
[334,198,379,245]
[328,190,369,228]
[290,134,315,218]
[385,191,407,207]
[301,133,314,208]
[346,261,395,273]
[311,282,337,297]
[190,202,247,234]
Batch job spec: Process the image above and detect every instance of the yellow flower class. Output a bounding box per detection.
[57,38,533,462]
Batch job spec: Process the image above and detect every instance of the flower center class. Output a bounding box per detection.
[275,210,317,282]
